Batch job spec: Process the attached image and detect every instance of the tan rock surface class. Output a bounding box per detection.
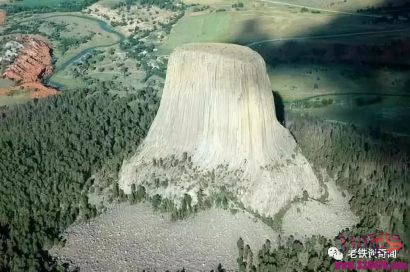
[0,9,6,26]
[120,43,323,217]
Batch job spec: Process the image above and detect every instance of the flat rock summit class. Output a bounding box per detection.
[120,43,323,217]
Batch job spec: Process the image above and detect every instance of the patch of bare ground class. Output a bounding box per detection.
[51,204,279,271]
[282,170,359,241]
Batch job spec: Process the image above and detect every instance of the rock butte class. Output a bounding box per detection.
[119,43,323,217]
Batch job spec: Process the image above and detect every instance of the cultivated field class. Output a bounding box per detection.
[0,78,14,88]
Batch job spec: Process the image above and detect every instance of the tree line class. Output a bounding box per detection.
[0,84,159,271]
[0,0,98,15]
[232,113,410,271]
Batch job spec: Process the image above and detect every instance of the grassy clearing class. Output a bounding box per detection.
[158,11,231,54]
[98,0,124,8]
[270,63,410,101]
[0,78,14,88]
[257,0,389,12]
[289,94,410,136]
[0,91,31,107]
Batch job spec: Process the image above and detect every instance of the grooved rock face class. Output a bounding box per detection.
[120,43,323,217]
[3,38,53,83]
[0,9,6,26]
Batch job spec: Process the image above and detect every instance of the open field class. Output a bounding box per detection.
[259,0,409,12]
[0,90,31,107]
[160,0,410,137]
[269,63,410,101]
[159,2,410,100]
[98,0,124,8]
[288,94,410,135]
[182,0,254,7]
[0,78,14,88]
[158,4,402,54]
[183,0,408,12]
[158,12,231,54]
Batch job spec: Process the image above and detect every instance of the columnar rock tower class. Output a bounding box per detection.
[119,43,323,217]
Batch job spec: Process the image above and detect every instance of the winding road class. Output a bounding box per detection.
[261,0,383,18]
[247,28,410,47]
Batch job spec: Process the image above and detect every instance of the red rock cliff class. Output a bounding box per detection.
[3,38,53,83]
[1,37,58,100]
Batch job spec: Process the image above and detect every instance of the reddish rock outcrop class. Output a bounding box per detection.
[0,9,6,26]
[1,37,58,101]
[0,83,58,98]
[3,38,53,83]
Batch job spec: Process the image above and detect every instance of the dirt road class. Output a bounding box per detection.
[261,0,383,18]
[247,28,410,47]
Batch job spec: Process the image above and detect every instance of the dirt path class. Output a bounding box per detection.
[261,0,383,18]
[246,28,410,47]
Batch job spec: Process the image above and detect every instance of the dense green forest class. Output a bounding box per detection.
[0,86,159,271]
[0,89,408,271]
[288,115,409,246]
[0,0,98,15]
[230,114,410,271]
